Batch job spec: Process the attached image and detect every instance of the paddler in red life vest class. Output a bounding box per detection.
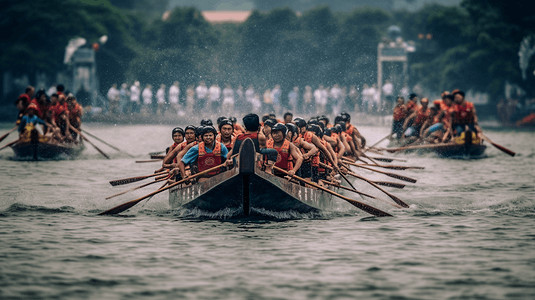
[285,123,318,175]
[340,112,366,150]
[216,119,235,152]
[322,126,346,161]
[229,116,244,136]
[450,90,482,137]
[67,95,83,141]
[267,123,303,177]
[401,97,430,144]
[391,96,407,139]
[163,125,197,170]
[423,94,454,143]
[283,112,293,124]
[307,124,338,182]
[262,118,276,140]
[178,126,229,183]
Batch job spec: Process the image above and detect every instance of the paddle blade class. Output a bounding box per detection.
[373,181,405,189]
[490,141,515,157]
[344,200,393,217]
[370,157,393,163]
[98,199,143,215]
[385,173,417,183]
[109,176,148,186]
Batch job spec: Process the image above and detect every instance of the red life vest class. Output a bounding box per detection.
[318,139,329,173]
[346,123,354,135]
[302,131,319,166]
[236,132,258,141]
[216,134,235,152]
[406,101,417,113]
[197,142,222,176]
[413,106,431,127]
[266,139,293,171]
[453,101,475,125]
[393,105,407,121]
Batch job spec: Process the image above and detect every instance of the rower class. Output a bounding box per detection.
[200,119,213,126]
[231,113,278,174]
[286,122,317,179]
[179,126,229,183]
[307,124,337,182]
[283,112,293,124]
[267,123,303,178]
[15,94,30,126]
[294,117,333,180]
[323,126,346,160]
[229,116,244,135]
[340,112,366,150]
[402,97,430,144]
[391,96,407,139]
[262,118,276,139]
[450,90,482,137]
[423,95,453,142]
[216,119,235,152]
[18,103,48,143]
[318,115,331,128]
[67,95,83,141]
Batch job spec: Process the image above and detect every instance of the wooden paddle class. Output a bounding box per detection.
[0,139,18,151]
[69,125,110,159]
[272,166,393,217]
[99,157,235,215]
[481,134,515,157]
[320,180,402,208]
[151,155,166,159]
[0,126,18,143]
[81,130,135,158]
[136,159,163,163]
[342,159,424,170]
[319,162,405,189]
[342,162,417,183]
[339,164,410,208]
[106,177,168,200]
[109,170,168,186]
[364,155,408,163]
[363,133,391,153]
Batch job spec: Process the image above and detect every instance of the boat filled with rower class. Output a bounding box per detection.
[384,89,487,158]
[1,85,85,160]
[101,112,417,217]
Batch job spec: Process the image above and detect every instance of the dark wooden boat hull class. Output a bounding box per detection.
[11,141,85,160]
[168,138,354,216]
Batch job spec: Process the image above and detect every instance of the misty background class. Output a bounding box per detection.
[1,0,534,121]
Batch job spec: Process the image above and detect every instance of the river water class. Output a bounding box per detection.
[0,122,534,300]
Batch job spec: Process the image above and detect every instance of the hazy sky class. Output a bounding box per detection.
[167,0,461,11]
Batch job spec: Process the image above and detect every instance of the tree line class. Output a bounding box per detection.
[1,0,533,109]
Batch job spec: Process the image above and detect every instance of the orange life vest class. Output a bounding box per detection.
[453,101,475,125]
[318,139,329,173]
[413,106,431,127]
[266,139,293,171]
[393,104,407,121]
[302,131,319,166]
[216,134,235,152]
[197,142,222,176]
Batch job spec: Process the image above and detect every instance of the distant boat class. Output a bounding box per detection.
[168,138,355,217]
[11,140,84,160]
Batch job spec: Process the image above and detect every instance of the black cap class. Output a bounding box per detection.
[264,118,277,128]
[172,127,184,137]
[307,124,323,138]
[200,119,213,126]
[243,113,260,132]
[293,117,306,128]
[185,125,196,133]
[218,119,233,130]
[271,123,288,136]
[201,126,217,137]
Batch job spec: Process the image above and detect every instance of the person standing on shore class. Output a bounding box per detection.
[130,81,140,114]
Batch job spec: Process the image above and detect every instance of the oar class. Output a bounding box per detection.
[81,129,135,157]
[363,133,392,153]
[0,139,18,151]
[272,166,393,217]
[339,164,410,208]
[320,180,402,208]
[151,155,166,159]
[99,156,236,215]
[0,126,18,143]
[320,162,404,189]
[106,177,168,200]
[343,162,417,183]
[383,143,455,153]
[109,170,168,186]
[372,181,405,189]
[481,134,515,157]
[365,155,408,163]
[342,159,424,170]
[136,159,163,163]
[70,125,110,159]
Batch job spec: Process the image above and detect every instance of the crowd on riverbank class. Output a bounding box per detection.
[104,80,410,118]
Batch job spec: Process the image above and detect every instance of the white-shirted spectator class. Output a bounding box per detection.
[130,81,141,113]
[169,81,180,113]
[382,80,394,113]
[208,83,221,113]
[142,84,153,114]
[222,84,235,116]
[314,85,327,114]
[330,84,342,115]
[107,83,120,114]
[195,81,208,111]
[156,84,166,115]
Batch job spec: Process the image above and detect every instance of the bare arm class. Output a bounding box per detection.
[299,139,317,160]
[289,143,303,175]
